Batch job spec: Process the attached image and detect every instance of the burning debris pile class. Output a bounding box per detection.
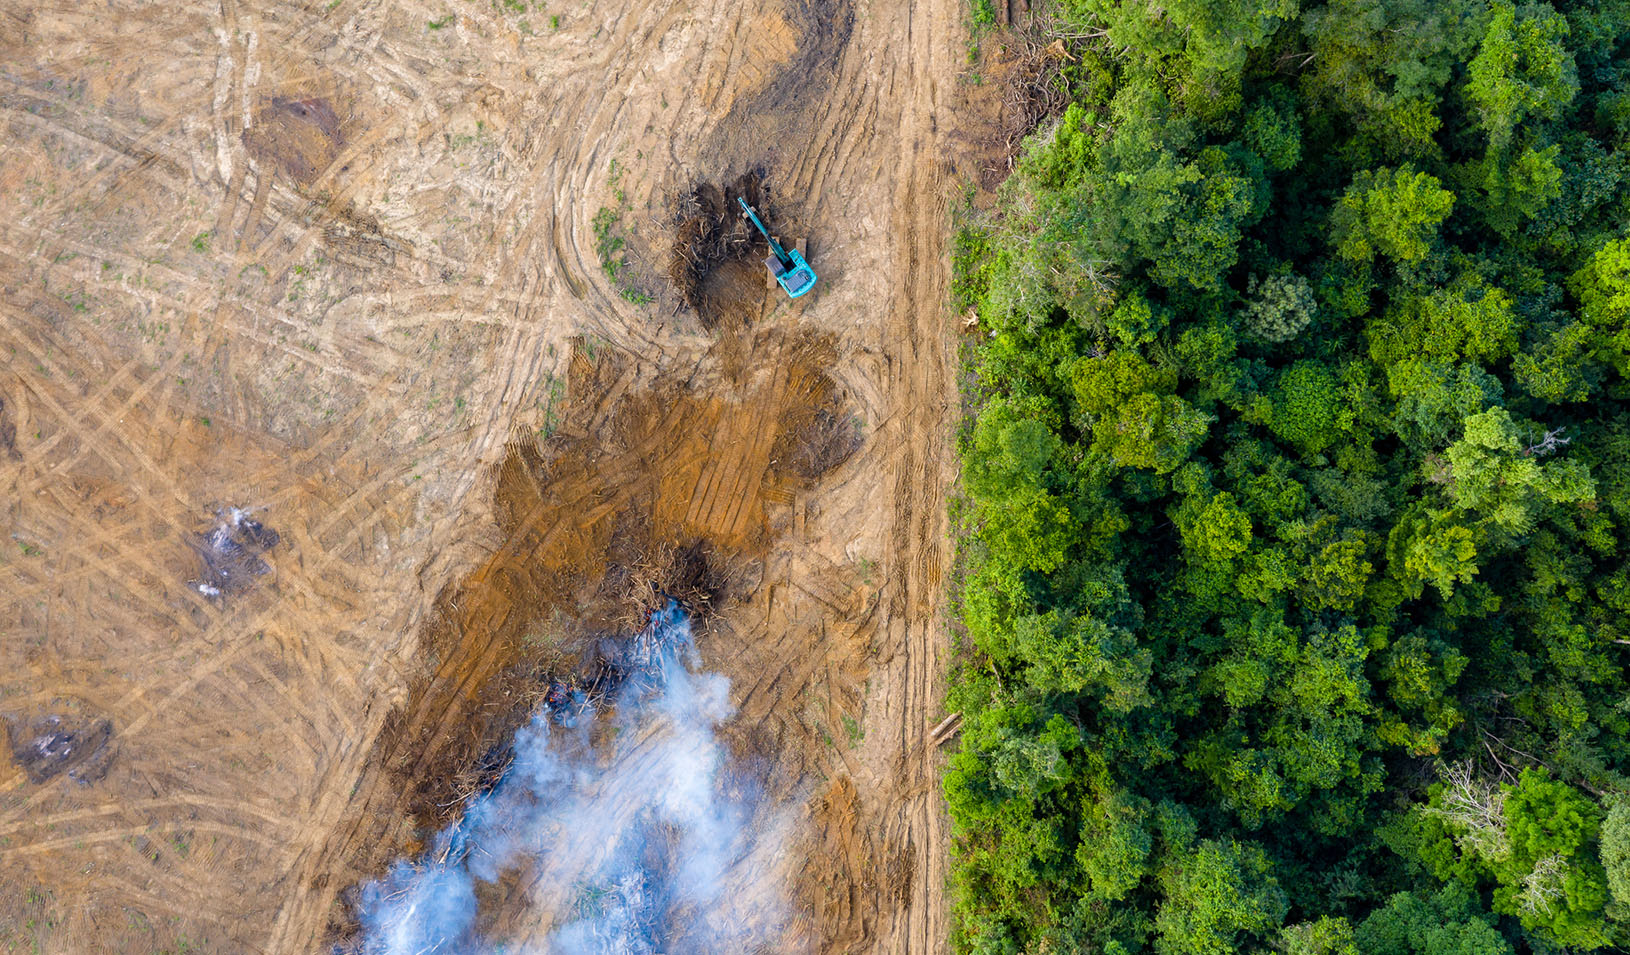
[190,507,280,599]
[531,589,711,732]
[4,713,115,784]
[347,601,789,955]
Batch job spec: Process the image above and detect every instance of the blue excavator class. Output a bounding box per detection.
[737,196,817,299]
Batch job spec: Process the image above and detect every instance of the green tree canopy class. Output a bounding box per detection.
[948,0,1630,950]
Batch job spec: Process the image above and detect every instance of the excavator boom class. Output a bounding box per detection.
[737,196,818,299]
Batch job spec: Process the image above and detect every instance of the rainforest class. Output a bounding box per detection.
[948,1,1630,952]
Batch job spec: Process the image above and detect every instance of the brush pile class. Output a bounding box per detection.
[666,173,770,327]
[1001,35,1071,163]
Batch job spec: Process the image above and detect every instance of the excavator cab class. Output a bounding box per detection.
[737,197,817,299]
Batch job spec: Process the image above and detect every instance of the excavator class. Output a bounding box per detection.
[738,196,817,299]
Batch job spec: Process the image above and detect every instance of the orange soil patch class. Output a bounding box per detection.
[327,326,857,944]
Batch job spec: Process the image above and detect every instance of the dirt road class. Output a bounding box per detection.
[0,0,969,948]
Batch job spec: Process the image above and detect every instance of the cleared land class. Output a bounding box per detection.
[0,0,984,950]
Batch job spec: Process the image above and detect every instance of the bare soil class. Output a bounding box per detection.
[0,0,987,949]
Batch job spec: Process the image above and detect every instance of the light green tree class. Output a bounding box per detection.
[1155,838,1288,955]
[1355,884,1513,955]
[1492,769,1610,948]
[1465,1,1577,154]
[1301,0,1486,155]
[1269,361,1343,455]
[1445,408,1596,537]
[1281,916,1360,955]
[1570,237,1630,377]
[1176,491,1254,567]
[1375,632,1467,755]
[1332,166,1456,264]
[1077,789,1154,901]
[1386,506,1481,599]
[1600,796,1630,913]
[1071,351,1213,473]
[1244,271,1317,343]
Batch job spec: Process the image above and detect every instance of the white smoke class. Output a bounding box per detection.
[355,602,791,954]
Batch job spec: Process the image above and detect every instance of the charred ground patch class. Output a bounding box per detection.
[4,712,115,785]
[188,507,280,600]
[0,396,18,460]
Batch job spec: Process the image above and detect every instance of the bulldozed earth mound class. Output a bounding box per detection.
[0,0,985,947]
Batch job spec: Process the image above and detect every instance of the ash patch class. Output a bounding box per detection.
[5,713,115,784]
[538,545,739,742]
[190,507,280,599]
[347,602,791,955]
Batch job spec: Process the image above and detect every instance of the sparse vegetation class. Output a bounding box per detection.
[965,0,997,60]
[535,373,565,438]
[841,713,864,747]
[592,164,654,305]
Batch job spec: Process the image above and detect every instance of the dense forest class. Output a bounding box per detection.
[946,1,1630,952]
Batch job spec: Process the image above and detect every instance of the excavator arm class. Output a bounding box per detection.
[737,196,818,299]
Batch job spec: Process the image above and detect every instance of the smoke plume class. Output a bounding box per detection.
[355,602,790,954]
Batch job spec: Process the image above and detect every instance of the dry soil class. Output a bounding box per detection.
[0,0,984,949]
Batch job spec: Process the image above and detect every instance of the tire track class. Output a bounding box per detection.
[1,0,968,947]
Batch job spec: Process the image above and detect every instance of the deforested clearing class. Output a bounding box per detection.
[0,0,978,948]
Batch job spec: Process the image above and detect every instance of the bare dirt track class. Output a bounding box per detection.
[0,0,975,948]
